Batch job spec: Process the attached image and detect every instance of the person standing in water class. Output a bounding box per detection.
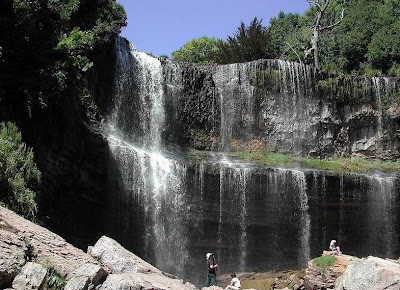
[205,253,218,286]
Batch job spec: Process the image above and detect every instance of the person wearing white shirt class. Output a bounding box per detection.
[226,272,241,290]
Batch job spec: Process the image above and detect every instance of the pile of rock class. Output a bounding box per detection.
[0,206,196,290]
[304,251,400,290]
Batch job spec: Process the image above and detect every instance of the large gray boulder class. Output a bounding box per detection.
[88,236,197,290]
[12,262,47,290]
[64,263,107,290]
[0,219,25,288]
[99,272,197,290]
[335,256,400,290]
[0,206,100,281]
[88,236,160,274]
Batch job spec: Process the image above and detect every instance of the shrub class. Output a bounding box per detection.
[0,122,41,220]
[46,265,66,290]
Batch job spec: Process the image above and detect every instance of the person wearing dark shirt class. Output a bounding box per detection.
[205,252,218,286]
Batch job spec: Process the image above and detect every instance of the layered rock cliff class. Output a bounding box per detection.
[162,60,400,159]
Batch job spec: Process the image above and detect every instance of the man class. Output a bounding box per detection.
[205,253,218,286]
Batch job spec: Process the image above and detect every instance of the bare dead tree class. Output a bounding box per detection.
[305,0,345,71]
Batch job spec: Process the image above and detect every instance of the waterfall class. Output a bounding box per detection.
[367,174,396,257]
[372,77,384,139]
[215,154,251,271]
[107,39,189,276]
[106,39,400,286]
[213,63,256,151]
[291,170,311,265]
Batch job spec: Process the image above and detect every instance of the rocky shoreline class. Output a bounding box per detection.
[1,205,399,290]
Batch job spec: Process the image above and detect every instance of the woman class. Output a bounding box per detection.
[329,240,342,255]
[226,272,241,290]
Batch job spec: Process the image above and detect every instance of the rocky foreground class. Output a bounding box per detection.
[1,205,400,290]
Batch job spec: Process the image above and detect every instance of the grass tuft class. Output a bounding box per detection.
[314,255,337,268]
[233,150,400,173]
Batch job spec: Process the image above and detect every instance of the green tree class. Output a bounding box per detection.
[366,0,400,74]
[0,122,41,220]
[0,0,126,115]
[268,11,311,62]
[215,17,273,64]
[172,36,219,64]
[330,0,382,73]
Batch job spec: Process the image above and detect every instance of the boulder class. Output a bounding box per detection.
[99,272,197,290]
[0,219,25,288]
[88,236,160,274]
[304,252,358,290]
[0,206,100,280]
[12,262,47,289]
[65,263,107,290]
[334,256,400,290]
[64,276,90,290]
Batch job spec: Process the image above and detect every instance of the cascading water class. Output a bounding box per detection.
[367,175,397,257]
[105,38,400,287]
[213,63,256,151]
[291,170,311,265]
[107,38,190,276]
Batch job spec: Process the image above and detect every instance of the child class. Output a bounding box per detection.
[226,272,241,290]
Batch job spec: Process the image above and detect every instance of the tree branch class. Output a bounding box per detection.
[306,0,321,10]
[286,42,303,64]
[320,8,345,31]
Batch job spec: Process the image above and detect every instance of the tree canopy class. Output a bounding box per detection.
[0,0,126,115]
[0,122,41,220]
[215,17,273,64]
[172,0,400,76]
[172,36,219,64]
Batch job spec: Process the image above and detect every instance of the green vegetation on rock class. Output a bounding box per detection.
[45,264,66,290]
[0,122,41,220]
[233,150,400,173]
[314,255,337,268]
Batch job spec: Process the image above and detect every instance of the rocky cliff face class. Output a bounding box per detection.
[0,43,117,249]
[163,60,400,160]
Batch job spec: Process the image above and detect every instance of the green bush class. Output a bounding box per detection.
[45,265,66,290]
[313,255,337,268]
[0,122,41,220]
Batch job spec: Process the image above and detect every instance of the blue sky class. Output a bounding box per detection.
[116,0,309,57]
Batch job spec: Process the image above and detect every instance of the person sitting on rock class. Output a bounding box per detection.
[329,239,342,255]
[226,271,241,290]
